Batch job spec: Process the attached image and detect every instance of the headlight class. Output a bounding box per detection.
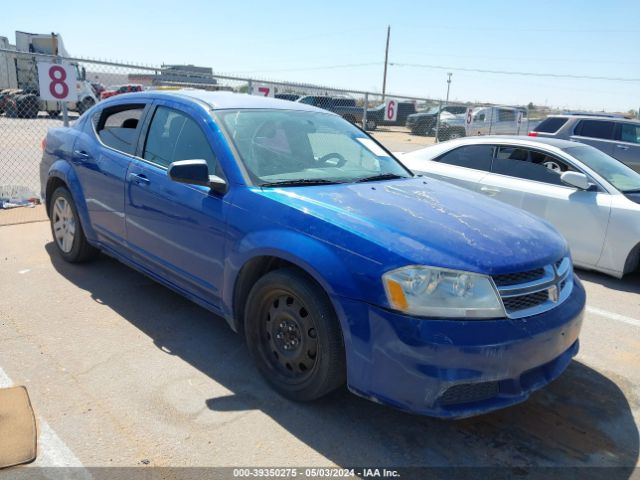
[382,266,505,319]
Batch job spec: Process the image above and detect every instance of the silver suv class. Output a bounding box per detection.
[530,114,640,173]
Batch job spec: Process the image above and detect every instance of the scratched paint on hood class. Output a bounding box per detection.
[257,177,567,275]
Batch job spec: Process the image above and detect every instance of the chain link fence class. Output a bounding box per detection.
[1,49,549,222]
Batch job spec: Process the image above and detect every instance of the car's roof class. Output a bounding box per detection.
[413,135,580,151]
[109,89,326,113]
[548,113,640,123]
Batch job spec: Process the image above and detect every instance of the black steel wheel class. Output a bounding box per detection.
[77,97,95,115]
[245,268,346,401]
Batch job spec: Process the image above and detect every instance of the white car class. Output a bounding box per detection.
[400,136,640,278]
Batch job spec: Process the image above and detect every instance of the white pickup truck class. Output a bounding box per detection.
[437,106,529,141]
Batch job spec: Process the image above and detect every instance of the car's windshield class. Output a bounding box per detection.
[218,109,412,185]
[564,145,640,192]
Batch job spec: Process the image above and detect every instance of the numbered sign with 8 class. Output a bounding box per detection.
[37,62,78,102]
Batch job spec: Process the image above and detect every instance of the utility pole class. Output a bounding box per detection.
[381,25,390,102]
[445,72,452,105]
[434,73,453,143]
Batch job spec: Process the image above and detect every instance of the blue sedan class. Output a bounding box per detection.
[40,90,585,418]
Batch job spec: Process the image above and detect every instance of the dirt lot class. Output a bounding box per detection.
[0,221,639,478]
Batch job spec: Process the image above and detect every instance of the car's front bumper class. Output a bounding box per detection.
[333,275,585,419]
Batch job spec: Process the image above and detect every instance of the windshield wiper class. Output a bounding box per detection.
[622,188,640,194]
[259,179,343,187]
[355,173,408,183]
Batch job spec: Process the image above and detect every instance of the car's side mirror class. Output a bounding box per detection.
[168,159,227,194]
[560,171,590,190]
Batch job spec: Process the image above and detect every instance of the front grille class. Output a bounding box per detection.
[502,290,549,312]
[492,256,573,319]
[493,268,545,287]
[439,381,499,406]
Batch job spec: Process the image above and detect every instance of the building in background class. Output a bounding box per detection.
[128,64,221,90]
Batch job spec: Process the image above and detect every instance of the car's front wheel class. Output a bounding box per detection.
[244,268,346,401]
[365,118,377,131]
[77,97,95,115]
[49,186,98,263]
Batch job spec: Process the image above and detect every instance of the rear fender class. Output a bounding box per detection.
[46,160,97,243]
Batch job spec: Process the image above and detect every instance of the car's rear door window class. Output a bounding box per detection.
[434,145,494,171]
[143,106,218,172]
[574,120,615,140]
[534,117,568,133]
[492,146,574,186]
[95,104,145,155]
[617,123,640,144]
[497,109,515,122]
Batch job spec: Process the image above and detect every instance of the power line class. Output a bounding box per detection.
[389,62,640,82]
[231,62,382,74]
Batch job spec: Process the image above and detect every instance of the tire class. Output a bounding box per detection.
[77,97,95,115]
[49,187,98,263]
[16,94,39,119]
[244,268,346,401]
[365,118,377,131]
[437,127,466,142]
[342,114,357,124]
[47,110,61,119]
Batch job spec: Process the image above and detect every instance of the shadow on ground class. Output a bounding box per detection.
[576,268,640,295]
[47,244,639,476]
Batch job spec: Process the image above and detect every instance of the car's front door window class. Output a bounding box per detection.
[492,146,574,186]
[618,123,640,144]
[143,106,219,174]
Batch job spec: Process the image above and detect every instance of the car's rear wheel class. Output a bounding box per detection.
[49,187,98,263]
[77,97,95,115]
[365,119,377,131]
[244,268,346,401]
[342,114,357,124]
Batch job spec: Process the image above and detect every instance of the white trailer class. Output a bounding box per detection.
[0,31,98,117]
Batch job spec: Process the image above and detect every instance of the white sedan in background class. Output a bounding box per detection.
[400,136,640,278]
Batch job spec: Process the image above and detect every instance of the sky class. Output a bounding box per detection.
[2,0,639,112]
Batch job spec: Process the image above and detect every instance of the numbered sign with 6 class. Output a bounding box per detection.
[384,99,398,122]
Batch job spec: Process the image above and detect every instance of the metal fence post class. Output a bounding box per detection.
[488,107,494,135]
[247,79,253,96]
[51,35,69,127]
[362,93,368,131]
[60,59,69,127]
[434,100,443,143]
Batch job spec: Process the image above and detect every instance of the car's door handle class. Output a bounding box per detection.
[129,172,150,185]
[73,150,90,159]
[616,144,630,150]
[480,186,500,196]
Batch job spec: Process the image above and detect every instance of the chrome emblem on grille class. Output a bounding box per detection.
[548,285,559,303]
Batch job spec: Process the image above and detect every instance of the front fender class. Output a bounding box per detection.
[222,228,377,337]
[46,160,97,243]
[224,228,366,301]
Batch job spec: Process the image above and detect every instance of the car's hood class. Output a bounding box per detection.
[624,192,640,205]
[441,115,465,125]
[407,112,437,119]
[258,178,567,275]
